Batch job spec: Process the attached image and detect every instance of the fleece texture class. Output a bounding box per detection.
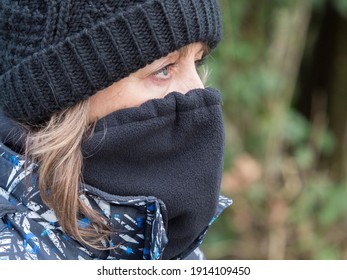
[82,87,225,259]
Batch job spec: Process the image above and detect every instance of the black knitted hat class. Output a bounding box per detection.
[0,0,222,125]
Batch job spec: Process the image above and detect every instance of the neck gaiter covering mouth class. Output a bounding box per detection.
[82,87,225,259]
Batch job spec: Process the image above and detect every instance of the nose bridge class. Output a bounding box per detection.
[177,63,204,93]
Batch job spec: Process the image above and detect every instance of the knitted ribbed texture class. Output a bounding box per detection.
[0,0,222,124]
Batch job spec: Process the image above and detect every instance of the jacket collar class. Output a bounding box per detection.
[0,141,168,259]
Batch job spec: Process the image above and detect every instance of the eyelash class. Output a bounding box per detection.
[152,57,207,81]
[152,63,177,80]
[195,57,206,68]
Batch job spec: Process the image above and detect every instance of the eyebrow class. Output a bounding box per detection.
[134,43,210,77]
[178,43,210,58]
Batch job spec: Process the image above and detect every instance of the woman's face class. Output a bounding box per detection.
[88,42,207,122]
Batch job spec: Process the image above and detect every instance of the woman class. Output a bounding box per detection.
[0,0,231,260]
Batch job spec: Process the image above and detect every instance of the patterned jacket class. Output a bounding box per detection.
[0,142,232,260]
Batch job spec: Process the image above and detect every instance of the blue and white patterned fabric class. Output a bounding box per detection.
[0,142,232,260]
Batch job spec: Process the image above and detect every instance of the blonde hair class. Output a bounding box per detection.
[25,99,110,249]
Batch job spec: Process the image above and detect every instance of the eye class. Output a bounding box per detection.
[195,56,208,81]
[195,56,207,69]
[152,63,176,80]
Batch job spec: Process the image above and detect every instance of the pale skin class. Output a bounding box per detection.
[88,42,207,122]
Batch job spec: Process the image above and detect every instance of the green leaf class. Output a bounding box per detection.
[319,186,347,226]
[284,111,310,146]
[333,0,347,17]
[294,145,315,169]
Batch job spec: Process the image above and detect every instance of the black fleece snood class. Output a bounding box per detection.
[82,87,225,259]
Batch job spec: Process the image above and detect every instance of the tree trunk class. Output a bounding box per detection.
[328,8,347,181]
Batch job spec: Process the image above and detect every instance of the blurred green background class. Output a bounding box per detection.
[201,0,347,260]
